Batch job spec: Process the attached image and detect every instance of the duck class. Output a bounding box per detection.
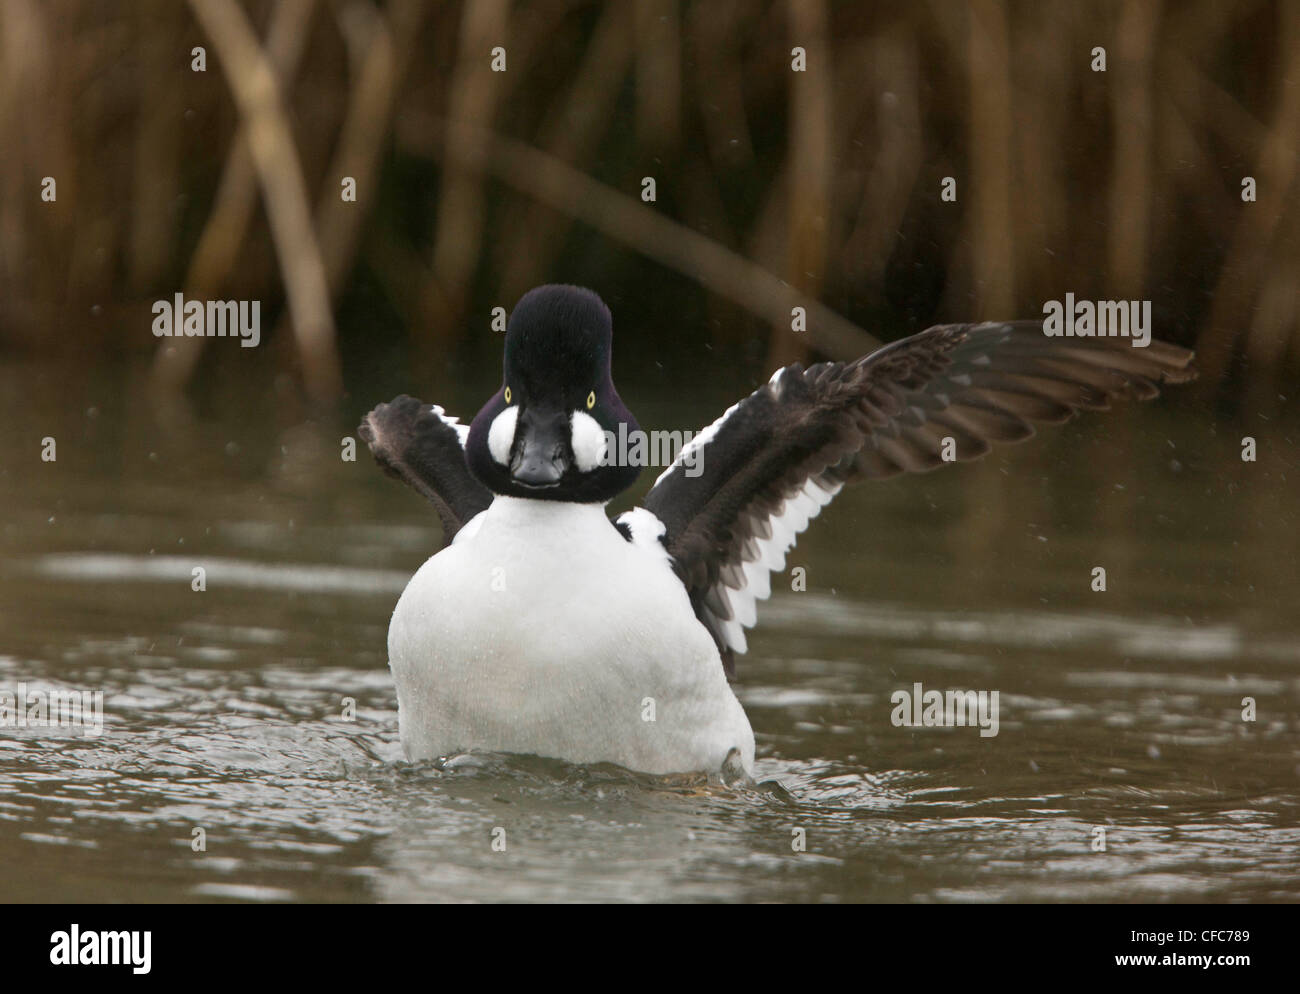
[360,284,1195,777]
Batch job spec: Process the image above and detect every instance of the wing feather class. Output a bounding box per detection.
[640,321,1196,672]
[359,394,493,546]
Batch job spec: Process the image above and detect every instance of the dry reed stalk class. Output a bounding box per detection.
[498,1,634,302]
[403,115,881,358]
[1195,2,1300,392]
[966,0,1015,319]
[838,29,922,294]
[186,0,342,404]
[427,0,511,329]
[689,0,756,170]
[1008,4,1068,302]
[1107,0,1159,299]
[770,0,830,370]
[151,0,318,395]
[128,0,183,295]
[635,0,682,152]
[315,0,424,291]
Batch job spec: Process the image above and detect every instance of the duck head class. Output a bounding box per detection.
[466,285,643,502]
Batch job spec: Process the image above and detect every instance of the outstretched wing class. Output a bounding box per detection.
[636,322,1196,674]
[359,394,493,546]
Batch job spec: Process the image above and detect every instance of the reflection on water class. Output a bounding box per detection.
[0,358,1297,902]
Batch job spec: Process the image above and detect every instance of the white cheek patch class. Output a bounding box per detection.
[487,406,519,466]
[570,410,607,472]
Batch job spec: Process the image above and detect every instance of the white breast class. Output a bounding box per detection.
[386,496,755,775]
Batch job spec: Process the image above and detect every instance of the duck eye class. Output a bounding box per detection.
[586,391,596,410]
[504,386,512,403]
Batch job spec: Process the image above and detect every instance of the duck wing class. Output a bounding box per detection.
[359,394,493,546]
[631,322,1196,676]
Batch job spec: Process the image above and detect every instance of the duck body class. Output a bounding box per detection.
[361,283,1195,778]
[388,495,756,774]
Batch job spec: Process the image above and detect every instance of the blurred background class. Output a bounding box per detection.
[2,0,1297,414]
[1,1,1298,903]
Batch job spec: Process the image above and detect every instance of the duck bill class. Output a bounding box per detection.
[509,407,571,488]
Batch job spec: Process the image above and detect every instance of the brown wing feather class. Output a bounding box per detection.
[359,395,492,546]
[642,322,1196,670]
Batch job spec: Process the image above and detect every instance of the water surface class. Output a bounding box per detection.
[1,357,1297,902]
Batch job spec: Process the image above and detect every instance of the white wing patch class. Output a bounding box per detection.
[653,366,801,489]
[649,367,847,655]
[652,400,741,488]
[707,475,842,655]
[615,507,671,563]
[429,404,471,447]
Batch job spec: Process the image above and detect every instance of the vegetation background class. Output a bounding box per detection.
[1,0,1295,421]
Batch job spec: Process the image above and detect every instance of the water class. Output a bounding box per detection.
[1,357,1297,902]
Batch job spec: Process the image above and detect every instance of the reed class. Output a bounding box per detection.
[0,1,1291,411]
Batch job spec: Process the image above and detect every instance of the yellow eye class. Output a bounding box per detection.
[504,387,512,403]
[586,391,596,410]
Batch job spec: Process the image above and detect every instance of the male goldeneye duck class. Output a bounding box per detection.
[360,284,1195,777]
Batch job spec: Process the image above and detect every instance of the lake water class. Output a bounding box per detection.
[1,356,1297,902]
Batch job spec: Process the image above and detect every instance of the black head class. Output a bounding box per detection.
[466,285,642,502]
